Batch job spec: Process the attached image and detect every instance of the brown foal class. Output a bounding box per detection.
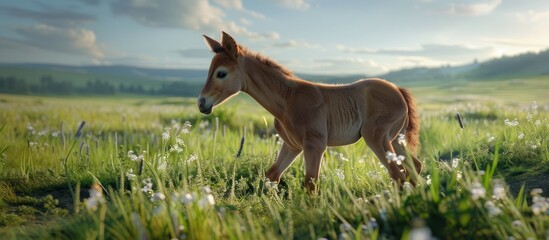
[198,32,422,191]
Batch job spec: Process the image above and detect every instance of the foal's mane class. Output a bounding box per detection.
[239,46,295,78]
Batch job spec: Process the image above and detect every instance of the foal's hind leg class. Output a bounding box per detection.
[391,140,421,186]
[362,125,406,184]
[388,119,422,185]
[391,140,422,174]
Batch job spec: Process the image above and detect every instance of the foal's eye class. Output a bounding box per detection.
[216,71,227,79]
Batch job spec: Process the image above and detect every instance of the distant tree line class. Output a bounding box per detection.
[0,75,202,97]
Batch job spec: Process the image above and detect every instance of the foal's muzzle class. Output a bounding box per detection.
[197,97,212,114]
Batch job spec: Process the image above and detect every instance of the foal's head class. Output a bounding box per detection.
[198,32,245,114]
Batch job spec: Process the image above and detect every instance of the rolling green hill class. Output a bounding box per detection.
[1,48,548,96]
[379,48,549,82]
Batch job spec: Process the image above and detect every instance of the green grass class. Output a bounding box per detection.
[0,76,548,239]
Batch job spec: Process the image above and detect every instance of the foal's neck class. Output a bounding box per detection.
[240,54,296,119]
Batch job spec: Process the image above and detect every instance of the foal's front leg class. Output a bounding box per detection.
[266,143,301,183]
[303,140,327,192]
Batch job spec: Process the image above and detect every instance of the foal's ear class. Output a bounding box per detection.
[203,35,224,53]
[221,31,240,60]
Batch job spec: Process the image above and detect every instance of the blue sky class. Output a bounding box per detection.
[1,0,548,75]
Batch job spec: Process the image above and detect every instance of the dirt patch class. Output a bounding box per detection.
[507,171,549,197]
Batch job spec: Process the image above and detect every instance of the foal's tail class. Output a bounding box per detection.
[398,88,420,152]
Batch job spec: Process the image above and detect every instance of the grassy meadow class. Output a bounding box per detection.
[0,76,548,239]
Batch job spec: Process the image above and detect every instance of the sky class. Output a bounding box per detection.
[0,0,548,75]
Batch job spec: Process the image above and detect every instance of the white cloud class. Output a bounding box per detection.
[12,24,104,58]
[272,40,318,49]
[214,0,266,19]
[311,57,388,75]
[0,37,95,65]
[484,38,548,48]
[439,0,501,16]
[111,0,222,30]
[338,43,496,62]
[515,9,549,23]
[277,0,310,10]
[214,0,242,9]
[393,56,447,68]
[336,44,376,54]
[176,48,210,58]
[110,0,273,39]
[1,5,95,27]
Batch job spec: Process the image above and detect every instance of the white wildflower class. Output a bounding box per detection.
[338,233,349,240]
[202,186,212,194]
[362,218,378,234]
[179,193,195,205]
[126,169,136,181]
[471,182,486,200]
[409,226,432,240]
[38,129,48,136]
[487,135,495,143]
[531,188,543,196]
[485,201,502,216]
[409,218,432,240]
[171,144,183,153]
[187,154,197,163]
[452,158,459,169]
[337,152,349,162]
[141,178,153,194]
[397,133,407,146]
[26,124,34,134]
[335,169,345,180]
[340,222,353,232]
[51,131,59,137]
[531,201,548,215]
[518,132,524,140]
[456,171,462,180]
[492,182,506,200]
[162,132,170,141]
[128,150,144,162]
[395,155,405,165]
[403,182,413,194]
[504,118,519,127]
[385,151,397,162]
[85,184,105,211]
[264,178,279,191]
[176,137,185,146]
[527,113,533,122]
[198,194,215,208]
[151,192,166,202]
[530,189,548,215]
[535,119,541,127]
[157,159,167,171]
[182,121,192,134]
[425,175,431,186]
[382,190,391,199]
